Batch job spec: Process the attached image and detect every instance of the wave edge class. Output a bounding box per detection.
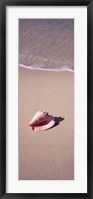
[19,63,74,72]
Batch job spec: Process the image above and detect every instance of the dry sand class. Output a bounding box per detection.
[19,67,74,180]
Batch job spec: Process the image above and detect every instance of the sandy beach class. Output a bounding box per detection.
[19,67,74,180]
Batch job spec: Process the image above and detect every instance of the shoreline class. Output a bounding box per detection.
[19,64,74,72]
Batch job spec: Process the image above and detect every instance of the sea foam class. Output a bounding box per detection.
[19,63,74,72]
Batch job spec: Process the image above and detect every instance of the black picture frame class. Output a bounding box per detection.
[0,0,93,198]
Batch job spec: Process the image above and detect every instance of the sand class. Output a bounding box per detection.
[19,67,74,180]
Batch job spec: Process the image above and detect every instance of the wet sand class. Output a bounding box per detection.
[19,67,74,180]
[19,19,74,68]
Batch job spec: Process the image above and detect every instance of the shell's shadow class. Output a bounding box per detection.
[54,116,64,127]
[48,116,64,130]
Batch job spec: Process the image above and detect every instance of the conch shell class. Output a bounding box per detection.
[29,111,55,132]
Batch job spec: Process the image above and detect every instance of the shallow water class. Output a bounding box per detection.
[19,19,74,71]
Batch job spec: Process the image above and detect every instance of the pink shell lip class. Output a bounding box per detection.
[29,111,64,132]
[31,117,55,132]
